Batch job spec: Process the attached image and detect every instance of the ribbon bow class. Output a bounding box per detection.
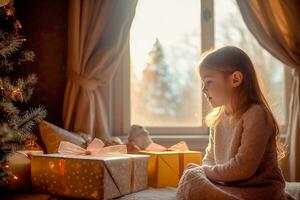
[145,141,189,152]
[58,138,127,155]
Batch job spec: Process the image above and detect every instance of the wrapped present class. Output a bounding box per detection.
[31,139,149,200]
[139,141,203,188]
[8,150,43,191]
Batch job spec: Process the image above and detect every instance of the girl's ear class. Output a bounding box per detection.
[231,71,243,87]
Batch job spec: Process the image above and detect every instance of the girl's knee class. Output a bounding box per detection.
[181,167,208,187]
[182,167,200,181]
[184,163,200,171]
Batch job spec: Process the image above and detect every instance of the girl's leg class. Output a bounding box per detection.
[177,166,239,200]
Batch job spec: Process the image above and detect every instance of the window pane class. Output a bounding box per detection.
[215,0,286,126]
[130,0,202,127]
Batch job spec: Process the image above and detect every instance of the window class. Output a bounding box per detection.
[112,0,289,136]
[129,0,206,135]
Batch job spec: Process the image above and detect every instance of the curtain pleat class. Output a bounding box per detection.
[62,0,138,142]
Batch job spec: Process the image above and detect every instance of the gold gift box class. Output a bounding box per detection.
[31,154,149,200]
[8,150,43,191]
[139,150,203,188]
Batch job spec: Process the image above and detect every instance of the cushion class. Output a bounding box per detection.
[39,121,88,153]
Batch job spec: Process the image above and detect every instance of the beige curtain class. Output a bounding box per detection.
[236,0,300,181]
[63,0,138,142]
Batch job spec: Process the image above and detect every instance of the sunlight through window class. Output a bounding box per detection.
[130,0,202,127]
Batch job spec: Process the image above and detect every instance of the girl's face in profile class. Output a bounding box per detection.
[200,67,232,108]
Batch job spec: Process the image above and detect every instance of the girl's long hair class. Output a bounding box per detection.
[198,46,286,161]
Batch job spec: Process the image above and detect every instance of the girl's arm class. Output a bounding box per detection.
[202,105,272,182]
[202,127,216,166]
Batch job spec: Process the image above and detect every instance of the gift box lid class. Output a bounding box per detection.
[139,150,202,155]
[31,153,150,161]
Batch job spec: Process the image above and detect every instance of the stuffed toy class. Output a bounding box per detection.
[127,124,153,150]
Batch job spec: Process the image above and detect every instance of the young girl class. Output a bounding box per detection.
[176,46,295,200]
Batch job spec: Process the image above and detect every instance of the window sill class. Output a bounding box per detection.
[118,134,209,151]
[117,133,288,152]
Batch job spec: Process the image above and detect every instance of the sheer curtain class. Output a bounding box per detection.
[63,0,138,142]
[236,0,300,181]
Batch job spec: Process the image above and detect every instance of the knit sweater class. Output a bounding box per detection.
[176,104,295,200]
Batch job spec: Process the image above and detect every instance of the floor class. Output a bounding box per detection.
[3,183,300,200]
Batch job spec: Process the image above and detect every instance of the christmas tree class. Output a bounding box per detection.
[0,1,46,187]
[141,39,181,118]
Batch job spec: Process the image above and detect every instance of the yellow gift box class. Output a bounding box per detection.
[139,142,203,188]
[31,154,149,200]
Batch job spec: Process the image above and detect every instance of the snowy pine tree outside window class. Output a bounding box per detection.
[130,0,203,129]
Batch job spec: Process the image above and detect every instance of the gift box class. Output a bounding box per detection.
[31,153,149,200]
[139,142,203,188]
[8,150,43,191]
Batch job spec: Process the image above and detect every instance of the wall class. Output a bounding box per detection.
[14,0,68,127]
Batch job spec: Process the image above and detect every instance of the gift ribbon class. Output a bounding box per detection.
[145,141,189,152]
[58,158,67,192]
[144,141,191,182]
[178,153,185,177]
[58,138,127,155]
[130,158,136,192]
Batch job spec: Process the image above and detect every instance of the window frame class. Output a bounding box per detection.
[111,0,290,137]
[112,0,213,136]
